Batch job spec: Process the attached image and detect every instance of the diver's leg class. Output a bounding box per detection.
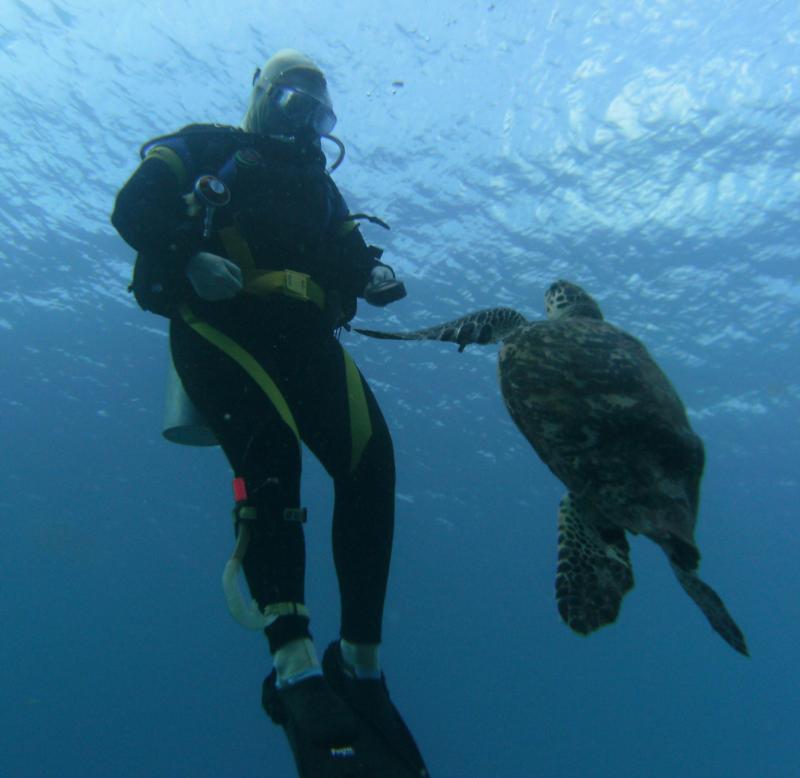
[169,314,357,746]
[332,402,395,649]
[321,397,429,771]
[170,313,308,642]
[293,337,395,649]
[297,341,428,771]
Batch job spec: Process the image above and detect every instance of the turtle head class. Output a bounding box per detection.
[545,280,604,321]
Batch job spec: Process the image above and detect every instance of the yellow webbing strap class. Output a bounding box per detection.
[218,226,257,275]
[263,601,310,621]
[178,304,300,443]
[145,146,188,190]
[218,226,325,310]
[343,350,373,473]
[246,270,326,310]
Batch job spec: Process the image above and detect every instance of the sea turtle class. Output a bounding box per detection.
[356,280,748,655]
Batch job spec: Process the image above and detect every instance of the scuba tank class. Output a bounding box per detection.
[162,351,218,446]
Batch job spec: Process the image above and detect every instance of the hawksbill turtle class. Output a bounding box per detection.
[356,280,748,655]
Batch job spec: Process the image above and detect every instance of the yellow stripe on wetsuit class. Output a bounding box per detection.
[178,304,300,442]
[343,350,372,473]
[179,305,373,472]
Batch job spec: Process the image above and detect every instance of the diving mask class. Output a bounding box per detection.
[268,83,337,136]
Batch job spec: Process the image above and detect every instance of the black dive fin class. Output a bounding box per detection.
[322,642,429,777]
[262,670,429,778]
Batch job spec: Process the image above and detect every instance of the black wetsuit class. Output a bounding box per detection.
[111,125,394,652]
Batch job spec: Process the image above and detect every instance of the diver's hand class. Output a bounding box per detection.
[363,265,407,307]
[186,251,243,301]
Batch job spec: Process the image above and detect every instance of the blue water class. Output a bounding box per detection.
[1,1,798,776]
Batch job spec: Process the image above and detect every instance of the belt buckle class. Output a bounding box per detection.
[283,270,309,299]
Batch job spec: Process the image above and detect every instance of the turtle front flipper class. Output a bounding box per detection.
[354,307,528,351]
[555,493,634,635]
[669,563,749,656]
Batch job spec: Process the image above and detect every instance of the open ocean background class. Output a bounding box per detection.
[1,1,798,776]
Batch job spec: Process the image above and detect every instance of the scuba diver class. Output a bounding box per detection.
[111,49,428,777]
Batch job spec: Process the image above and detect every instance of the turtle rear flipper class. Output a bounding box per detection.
[669,563,749,656]
[555,493,634,635]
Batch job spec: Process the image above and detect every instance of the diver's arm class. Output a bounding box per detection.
[335,222,407,307]
[336,223,385,297]
[328,186,393,297]
[111,156,197,259]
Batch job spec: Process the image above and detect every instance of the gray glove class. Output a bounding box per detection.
[186,251,244,301]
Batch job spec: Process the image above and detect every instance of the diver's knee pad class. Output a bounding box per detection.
[233,474,307,528]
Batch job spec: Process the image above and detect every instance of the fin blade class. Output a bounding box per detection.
[555,493,634,635]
